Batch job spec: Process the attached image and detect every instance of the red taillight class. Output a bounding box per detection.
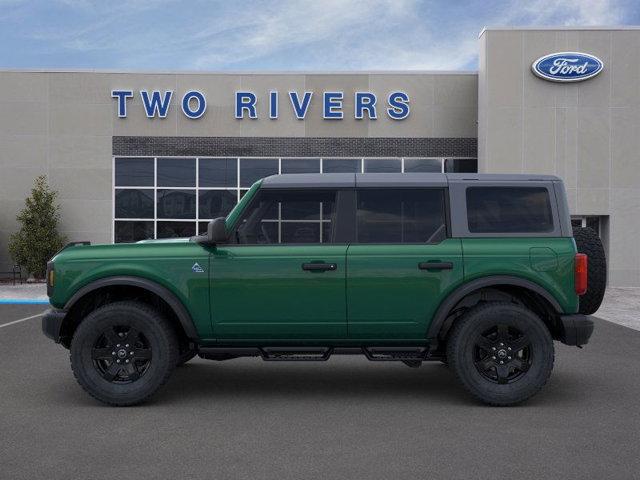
[575,253,588,295]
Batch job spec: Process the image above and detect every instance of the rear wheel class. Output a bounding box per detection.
[447,302,554,406]
[70,301,178,406]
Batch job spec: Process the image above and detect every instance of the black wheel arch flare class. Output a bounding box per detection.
[63,276,199,340]
[427,275,563,343]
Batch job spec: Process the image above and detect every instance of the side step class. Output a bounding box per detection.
[363,347,428,361]
[198,346,434,362]
[260,347,332,361]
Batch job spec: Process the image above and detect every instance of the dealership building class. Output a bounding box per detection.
[0,26,639,285]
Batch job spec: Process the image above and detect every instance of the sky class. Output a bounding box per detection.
[0,0,638,71]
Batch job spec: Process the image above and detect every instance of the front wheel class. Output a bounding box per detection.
[446,302,554,406]
[70,301,178,406]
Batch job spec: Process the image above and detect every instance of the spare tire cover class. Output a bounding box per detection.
[573,227,606,315]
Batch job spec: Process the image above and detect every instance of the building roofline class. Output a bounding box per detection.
[479,25,640,38]
[0,67,479,76]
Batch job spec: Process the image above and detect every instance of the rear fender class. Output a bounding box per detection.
[427,275,563,343]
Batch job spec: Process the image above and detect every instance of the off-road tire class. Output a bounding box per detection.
[573,226,606,315]
[70,301,178,406]
[447,302,554,406]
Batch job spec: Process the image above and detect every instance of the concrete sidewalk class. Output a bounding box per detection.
[0,283,48,303]
[0,283,638,330]
[596,287,640,331]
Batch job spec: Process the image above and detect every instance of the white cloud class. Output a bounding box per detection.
[191,0,417,68]
[10,0,631,70]
[187,0,628,70]
[509,0,623,26]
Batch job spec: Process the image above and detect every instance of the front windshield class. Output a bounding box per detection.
[225,180,262,231]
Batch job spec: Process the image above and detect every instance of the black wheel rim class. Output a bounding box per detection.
[91,326,152,384]
[473,324,532,384]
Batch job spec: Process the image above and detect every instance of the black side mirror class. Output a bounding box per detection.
[194,217,228,245]
[208,217,228,244]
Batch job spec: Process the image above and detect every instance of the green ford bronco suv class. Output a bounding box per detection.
[42,173,605,406]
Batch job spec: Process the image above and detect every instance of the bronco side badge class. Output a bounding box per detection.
[192,262,204,273]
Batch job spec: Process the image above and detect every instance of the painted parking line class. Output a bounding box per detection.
[0,312,46,329]
[0,299,49,305]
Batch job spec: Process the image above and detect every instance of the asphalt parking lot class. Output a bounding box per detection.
[1,304,639,480]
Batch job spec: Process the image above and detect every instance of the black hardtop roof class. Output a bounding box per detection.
[260,172,561,188]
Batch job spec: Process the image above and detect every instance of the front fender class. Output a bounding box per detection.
[49,242,211,338]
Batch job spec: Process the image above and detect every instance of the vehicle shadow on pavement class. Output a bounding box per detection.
[149,359,588,407]
[159,362,472,405]
[39,352,594,409]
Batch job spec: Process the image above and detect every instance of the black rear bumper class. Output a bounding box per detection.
[559,314,594,346]
[42,308,67,343]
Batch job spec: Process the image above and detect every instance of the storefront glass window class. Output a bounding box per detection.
[115,189,154,218]
[114,221,154,243]
[157,189,196,219]
[322,158,361,173]
[281,158,320,174]
[364,159,401,173]
[445,158,478,173]
[240,158,279,187]
[157,221,196,239]
[198,190,237,219]
[157,158,196,187]
[115,158,153,186]
[199,158,237,187]
[404,158,442,173]
[113,156,477,243]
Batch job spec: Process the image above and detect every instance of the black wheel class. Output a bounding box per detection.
[573,226,606,315]
[70,301,178,406]
[447,302,554,406]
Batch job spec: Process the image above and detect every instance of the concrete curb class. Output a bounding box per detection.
[0,284,47,304]
[0,299,49,304]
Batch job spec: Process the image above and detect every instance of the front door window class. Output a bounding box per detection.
[233,189,336,245]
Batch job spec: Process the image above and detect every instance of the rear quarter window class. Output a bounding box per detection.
[466,187,554,233]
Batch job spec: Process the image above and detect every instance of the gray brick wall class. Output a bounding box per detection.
[113,136,477,158]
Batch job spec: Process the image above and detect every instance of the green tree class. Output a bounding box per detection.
[8,175,66,279]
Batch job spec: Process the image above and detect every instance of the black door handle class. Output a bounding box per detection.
[302,262,337,272]
[418,261,453,271]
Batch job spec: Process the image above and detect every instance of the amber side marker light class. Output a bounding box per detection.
[48,269,55,287]
[575,253,588,295]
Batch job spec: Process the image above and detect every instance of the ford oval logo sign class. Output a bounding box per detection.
[532,52,604,82]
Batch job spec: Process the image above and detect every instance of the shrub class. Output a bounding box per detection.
[8,175,66,279]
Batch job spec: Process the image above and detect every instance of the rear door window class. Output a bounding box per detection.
[466,187,553,233]
[356,189,446,243]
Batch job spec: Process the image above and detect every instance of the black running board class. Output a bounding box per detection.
[362,346,428,361]
[198,346,437,362]
[261,347,332,361]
